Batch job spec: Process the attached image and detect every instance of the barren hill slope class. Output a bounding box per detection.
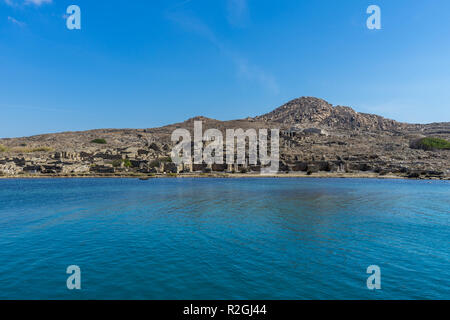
[256,97,411,132]
[0,97,449,178]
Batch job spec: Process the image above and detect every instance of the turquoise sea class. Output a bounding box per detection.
[0,178,448,299]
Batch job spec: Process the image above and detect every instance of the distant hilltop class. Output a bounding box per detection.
[256,97,406,131]
[0,97,449,179]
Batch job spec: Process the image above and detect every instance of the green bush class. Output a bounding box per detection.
[412,137,450,151]
[123,159,132,168]
[0,145,7,152]
[112,159,132,168]
[91,138,107,144]
[149,157,172,168]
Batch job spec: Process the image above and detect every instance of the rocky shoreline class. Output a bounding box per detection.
[0,172,448,180]
[1,97,449,180]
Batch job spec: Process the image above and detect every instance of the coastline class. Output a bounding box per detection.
[0,172,448,180]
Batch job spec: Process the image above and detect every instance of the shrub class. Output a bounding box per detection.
[123,159,132,168]
[149,157,172,168]
[112,159,132,168]
[0,145,7,152]
[91,138,107,144]
[112,159,122,167]
[411,137,450,151]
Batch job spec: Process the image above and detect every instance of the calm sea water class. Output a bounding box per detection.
[0,178,448,300]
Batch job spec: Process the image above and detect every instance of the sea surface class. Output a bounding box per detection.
[0,178,448,299]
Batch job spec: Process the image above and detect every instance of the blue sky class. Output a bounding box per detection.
[1,0,449,137]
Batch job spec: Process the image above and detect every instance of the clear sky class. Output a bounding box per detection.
[1,0,449,138]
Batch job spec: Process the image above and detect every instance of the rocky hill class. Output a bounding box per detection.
[256,97,411,132]
[1,97,449,179]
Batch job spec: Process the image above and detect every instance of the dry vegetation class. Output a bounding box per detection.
[0,145,53,153]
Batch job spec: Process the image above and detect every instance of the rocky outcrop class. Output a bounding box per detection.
[0,162,20,175]
[255,97,410,132]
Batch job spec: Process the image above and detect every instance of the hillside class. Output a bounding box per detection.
[1,97,449,179]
